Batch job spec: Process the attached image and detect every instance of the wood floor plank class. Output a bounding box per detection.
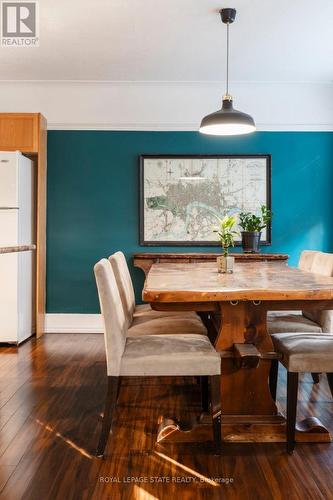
[0,334,332,499]
[0,465,15,493]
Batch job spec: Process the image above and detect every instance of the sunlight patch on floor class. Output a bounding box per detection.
[133,485,159,500]
[155,451,218,486]
[35,418,93,459]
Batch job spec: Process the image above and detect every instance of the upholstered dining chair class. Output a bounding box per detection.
[109,251,209,409]
[109,251,200,323]
[311,251,333,276]
[268,251,333,336]
[94,259,222,457]
[109,251,207,337]
[268,250,320,334]
[268,251,333,384]
[298,250,318,272]
[270,333,333,454]
[301,252,333,332]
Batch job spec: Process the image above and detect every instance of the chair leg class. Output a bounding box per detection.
[198,312,217,344]
[286,372,299,455]
[97,376,119,458]
[200,376,209,412]
[269,359,279,402]
[311,373,320,384]
[209,375,222,454]
[326,373,333,398]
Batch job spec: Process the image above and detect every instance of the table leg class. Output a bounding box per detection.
[216,301,277,416]
[157,301,331,444]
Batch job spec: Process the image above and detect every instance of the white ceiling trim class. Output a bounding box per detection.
[1,79,332,86]
[0,80,332,131]
[47,122,333,132]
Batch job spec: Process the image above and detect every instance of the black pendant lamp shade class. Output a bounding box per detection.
[199,9,256,136]
[200,96,256,136]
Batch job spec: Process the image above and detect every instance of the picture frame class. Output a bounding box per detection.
[139,154,271,246]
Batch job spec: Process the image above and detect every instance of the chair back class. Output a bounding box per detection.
[94,259,127,376]
[311,252,333,276]
[298,250,318,271]
[302,252,333,333]
[109,251,136,327]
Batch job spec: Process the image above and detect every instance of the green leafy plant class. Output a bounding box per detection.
[239,205,272,232]
[213,214,238,257]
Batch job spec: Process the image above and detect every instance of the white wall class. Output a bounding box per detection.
[0,80,332,131]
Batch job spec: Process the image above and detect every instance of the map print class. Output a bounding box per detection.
[142,157,268,244]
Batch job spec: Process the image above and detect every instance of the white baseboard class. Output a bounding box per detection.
[45,314,103,334]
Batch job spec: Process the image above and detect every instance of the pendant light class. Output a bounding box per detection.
[199,8,256,136]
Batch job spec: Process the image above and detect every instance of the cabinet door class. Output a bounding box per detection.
[0,114,39,152]
[0,153,18,207]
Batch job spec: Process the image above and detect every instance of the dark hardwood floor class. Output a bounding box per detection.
[0,334,333,499]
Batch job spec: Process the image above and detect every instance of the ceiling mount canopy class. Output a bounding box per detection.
[199,8,256,136]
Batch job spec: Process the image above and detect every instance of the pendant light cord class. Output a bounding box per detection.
[226,22,229,95]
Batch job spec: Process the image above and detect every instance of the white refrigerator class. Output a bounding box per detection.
[0,151,35,344]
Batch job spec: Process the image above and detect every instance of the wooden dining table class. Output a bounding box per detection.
[142,261,333,444]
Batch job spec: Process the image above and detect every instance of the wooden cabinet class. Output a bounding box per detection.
[0,114,41,152]
[0,113,47,337]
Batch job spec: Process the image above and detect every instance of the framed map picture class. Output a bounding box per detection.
[139,154,271,246]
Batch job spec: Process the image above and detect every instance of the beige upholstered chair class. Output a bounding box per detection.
[270,333,333,454]
[109,251,206,336]
[268,251,333,384]
[127,313,208,336]
[311,251,333,276]
[268,251,333,335]
[301,252,333,333]
[94,259,222,457]
[298,250,318,271]
[267,313,322,335]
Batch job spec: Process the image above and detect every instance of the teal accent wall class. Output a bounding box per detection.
[47,131,333,313]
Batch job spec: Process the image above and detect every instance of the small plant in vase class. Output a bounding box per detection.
[213,214,238,273]
[239,205,272,253]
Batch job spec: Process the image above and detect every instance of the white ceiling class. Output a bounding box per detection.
[0,0,332,83]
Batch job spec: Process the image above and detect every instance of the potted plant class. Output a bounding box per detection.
[239,205,272,253]
[213,214,238,273]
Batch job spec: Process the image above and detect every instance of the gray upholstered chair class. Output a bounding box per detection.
[94,259,222,457]
[109,252,204,336]
[270,333,333,454]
